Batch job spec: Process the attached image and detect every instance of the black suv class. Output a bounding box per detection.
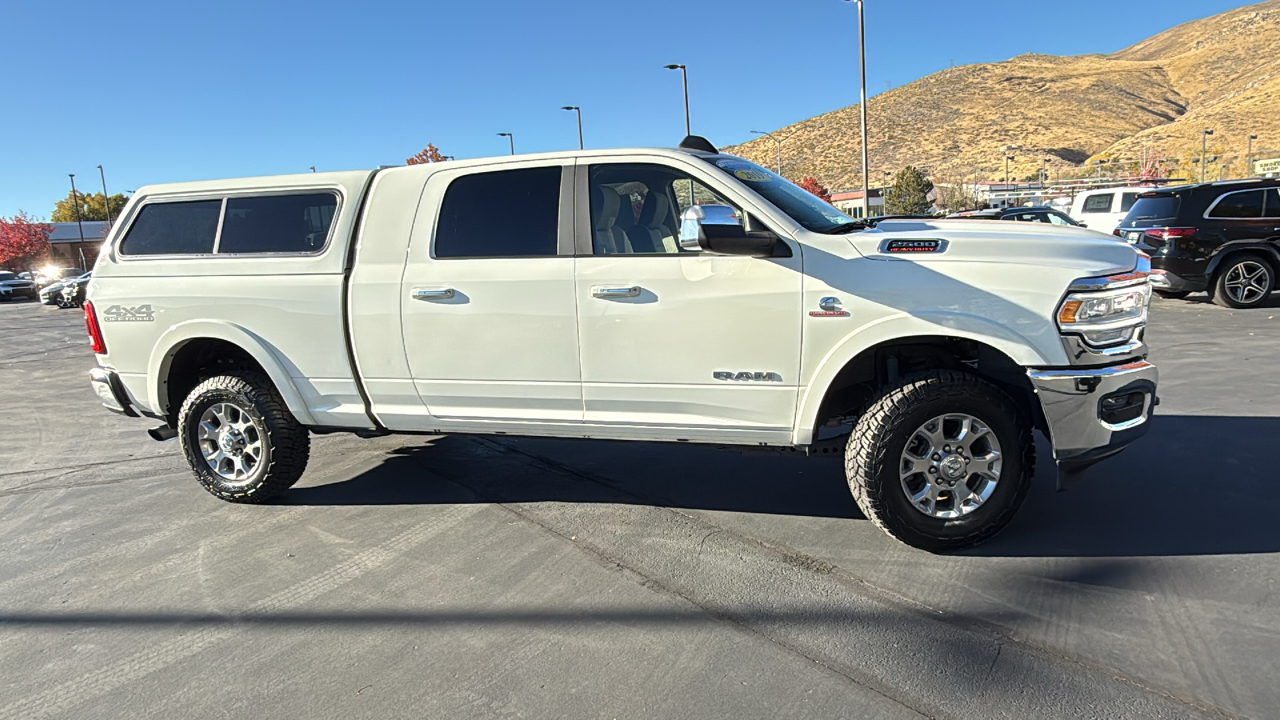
[1115,178,1280,308]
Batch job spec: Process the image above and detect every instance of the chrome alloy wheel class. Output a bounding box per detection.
[900,414,1002,519]
[1224,261,1271,305]
[198,403,265,484]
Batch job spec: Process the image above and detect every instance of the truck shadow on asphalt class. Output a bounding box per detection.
[285,414,1277,558]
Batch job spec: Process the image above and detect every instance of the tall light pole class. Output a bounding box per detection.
[842,1,870,218]
[1200,129,1214,183]
[309,166,316,173]
[561,106,583,150]
[497,132,514,155]
[750,130,784,174]
[68,174,86,245]
[96,165,113,223]
[1247,134,1258,177]
[1004,155,1014,188]
[663,64,690,136]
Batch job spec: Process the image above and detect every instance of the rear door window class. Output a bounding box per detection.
[1208,190,1265,219]
[1120,193,1141,212]
[1082,194,1114,213]
[218,193,338,254]
[435,167,562,258]
[1262,189,1280,218]
[119,200,222,256]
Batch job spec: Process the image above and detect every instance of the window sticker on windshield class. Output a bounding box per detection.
[715,159,772,182]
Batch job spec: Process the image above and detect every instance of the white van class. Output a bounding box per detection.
[1069,187,1150,234]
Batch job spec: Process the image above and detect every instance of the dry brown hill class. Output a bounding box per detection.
[725,0,1280,189]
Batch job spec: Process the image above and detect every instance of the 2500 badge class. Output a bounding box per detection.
[101,304,155,322]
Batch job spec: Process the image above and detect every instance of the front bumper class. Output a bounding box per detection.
[1028,360,1158,471]
[89,367,139,417]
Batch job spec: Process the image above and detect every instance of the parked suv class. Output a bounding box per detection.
[948,206,1085,227]
[1115,178,1280,308]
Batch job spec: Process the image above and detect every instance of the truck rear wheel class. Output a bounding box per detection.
[844,371,1033,552]
[177,371,310,503]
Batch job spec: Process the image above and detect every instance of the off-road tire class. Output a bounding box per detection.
[844,370,1034,553]
[1211,253,1275,309]
[178,371,310,503]
[1153,290,1190,300]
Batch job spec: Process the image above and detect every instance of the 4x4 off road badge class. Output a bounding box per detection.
[101,304,155,322]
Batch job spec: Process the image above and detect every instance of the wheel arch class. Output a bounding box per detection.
[1205,241,1280,279]
[148,320,316,427]
[795,330,1046,446]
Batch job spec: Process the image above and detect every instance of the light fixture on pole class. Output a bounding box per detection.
[842,0,871,219]
[497,132,514,155]
[1200,129,1214,183]
[68,174,86,245]
[96,165,112,223]
[1004,155,1015,188]
[749,130,785,174]
[309,166,316,173]
[561,106,583,150]
[663,64,690,136]
[1247,134,1258,177]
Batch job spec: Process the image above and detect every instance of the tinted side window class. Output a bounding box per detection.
[1208,190,1264,219]
[1263,189,1280,218]
[119,200,221,256]
[1120,193,1140,212]
[435,167,562,258]
[219,194,338,254]
[1082,194,1114,213]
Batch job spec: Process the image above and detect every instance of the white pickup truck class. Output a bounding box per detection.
[84,138,1157,552]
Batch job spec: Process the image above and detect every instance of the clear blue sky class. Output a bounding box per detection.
[0,0,1259,218]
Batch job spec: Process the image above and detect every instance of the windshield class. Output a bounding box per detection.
[702,156,859,233]
[1122,195,1180,225]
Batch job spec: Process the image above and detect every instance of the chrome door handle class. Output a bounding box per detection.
[591,285,641,299]
[412,288,455,300]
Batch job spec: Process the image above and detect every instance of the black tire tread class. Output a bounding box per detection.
[844,370,1034,552]
[178,370,310,503]
[1211,252,1275,309]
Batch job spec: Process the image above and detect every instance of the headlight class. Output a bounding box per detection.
[1057,256,1151,347]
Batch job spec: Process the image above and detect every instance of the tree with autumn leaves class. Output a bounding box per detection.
[407,144,446,165]
[795,176,832,203]
[0,212,54,271]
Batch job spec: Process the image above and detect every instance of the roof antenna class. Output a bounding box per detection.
[678,135,718,153]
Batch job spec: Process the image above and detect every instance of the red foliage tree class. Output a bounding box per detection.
[0,212,53,270]
[795,176,832,203]
[406,144,446,165]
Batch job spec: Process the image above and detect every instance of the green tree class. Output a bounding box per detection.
[884,166,934,215]
[51,191,128,222]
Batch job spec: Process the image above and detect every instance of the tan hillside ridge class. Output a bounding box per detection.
[725,0,1280,190]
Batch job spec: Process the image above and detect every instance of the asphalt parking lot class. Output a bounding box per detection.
[1,294,1277,719]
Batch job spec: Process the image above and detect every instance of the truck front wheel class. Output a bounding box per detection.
[177,371,310,503]
[844,371,1033,552]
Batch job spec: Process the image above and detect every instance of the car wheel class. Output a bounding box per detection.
[844,370,1034,553]
[1212,254,1274,309]
[1153,290,1190,300]
[178,371,310,503]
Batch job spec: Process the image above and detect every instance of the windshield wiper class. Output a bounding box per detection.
[819,222,867,234]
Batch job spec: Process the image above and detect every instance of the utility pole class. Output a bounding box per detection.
[96,165,113,222]
[68,174,86,245]
[1200,129,1214,183]
[844,0,871,220]
[1247,134,1258,176]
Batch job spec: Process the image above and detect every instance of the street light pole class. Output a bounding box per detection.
[561,106,583,150]
[497,132,514,155]
[749,131,784,174]
[844,0,871,220]
[68,174,86,245]
[663,64,690,136]
[96,165,112,223]
[1201,129,1214,183]
[1247,134,1258,176]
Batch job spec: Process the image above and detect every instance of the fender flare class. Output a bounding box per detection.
[792,312,1053,445]
[1204,241,1280,277]
[147,319,317,426]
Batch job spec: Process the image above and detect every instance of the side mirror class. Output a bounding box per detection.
[678,204,777,257]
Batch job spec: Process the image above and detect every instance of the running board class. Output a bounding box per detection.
[147,425,178,442]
